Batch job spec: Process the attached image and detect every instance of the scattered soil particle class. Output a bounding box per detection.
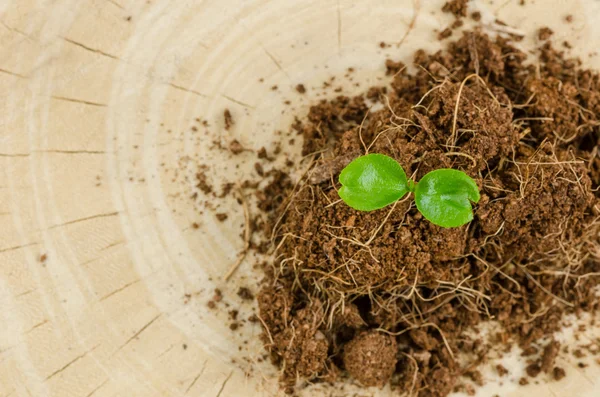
[526,362,542,378]
[366,86,387,101]
[522,346,538,357]
[224,109,234,130]
[296,84,307,94]
[496,364,509,376]
[565,15,573,23]
[342,331,397,387]
[257,147,269,159]
[385,59,405,76]
[573,349,585,358]
[538,27,554,40]
[578,362,588,368]
[553,366,566,381]
[541,340,561,373]
[39,254,47,263]
[220,182,235,198]
[467,370,484,386]
[207,301,216,309]
[237,287,254,301]
[229,139,245,155]
[216,213,228,222]
[438,28,453,40]
[230,322,239,331]
[442,0,469,18]
[471,11,481,21]
[451,19,464,29]
[519,377,529,386]
[195,171,213,194]
[254,162,264,176]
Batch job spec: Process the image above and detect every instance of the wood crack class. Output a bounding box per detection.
[45,344,100,380]
[61,37,119,60]
[221,95,255,109]
[114,314,162,354]
[51,96,107,107]
[168,83,209,98]
[49,212,119,229]
[185,361,208,394]
[99,278,141,301]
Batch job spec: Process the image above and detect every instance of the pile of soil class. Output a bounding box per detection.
[241,7,600,397]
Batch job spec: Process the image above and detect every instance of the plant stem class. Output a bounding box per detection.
[408,180,417,193]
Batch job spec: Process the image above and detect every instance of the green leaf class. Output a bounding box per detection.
[414,169,480,228]
[338,154,409,211]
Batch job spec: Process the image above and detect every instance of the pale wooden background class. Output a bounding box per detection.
[1,0,600,396]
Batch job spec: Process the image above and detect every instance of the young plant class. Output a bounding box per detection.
[338,154,480,228]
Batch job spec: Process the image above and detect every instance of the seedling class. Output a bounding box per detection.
[338,154,480,228]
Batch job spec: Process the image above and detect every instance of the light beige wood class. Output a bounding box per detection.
[1,0,600,396]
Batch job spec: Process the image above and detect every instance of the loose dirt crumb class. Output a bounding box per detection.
[224,109,234,130]
[451,19,464,29]
[385,59,405,75]
[565,15,573,23]
[553,367,566,381]
[228,139,245,155]
[442,0,469,18]
[471,11,481,21]
[519,377,529,385]
[237,287,254,300]
[541,340,561,373]
[257,147,269,159]
[254,162,264,176]
[538,27,554,40]
[195,171,213,194]
[342,331,397,387]
[438,28,453,40]
[573,349,585,358]
[216,213,228,222]
[526,362,542,378]
[39,254,47,263]
[496,364,509,376]
[296,84,306,94]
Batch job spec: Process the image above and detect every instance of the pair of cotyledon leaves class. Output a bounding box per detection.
[338,154,480,228]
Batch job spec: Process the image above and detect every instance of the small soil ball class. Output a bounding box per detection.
[343,331,397,387]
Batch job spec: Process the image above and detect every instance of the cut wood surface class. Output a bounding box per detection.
[1,0,599,396]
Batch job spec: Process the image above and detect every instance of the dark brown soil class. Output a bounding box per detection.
[553,366,566,380]
[224,109,234,130]
[296,84,307,94]
[342,331,398,387]
[538,27,554,41]
[438,28,453,40]
[442,0,469,18]
[240,10,600,397]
